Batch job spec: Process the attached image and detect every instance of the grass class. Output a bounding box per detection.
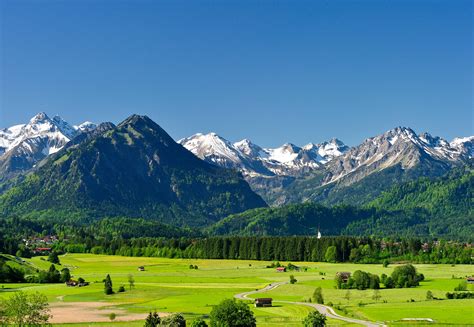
[0,254,473,326]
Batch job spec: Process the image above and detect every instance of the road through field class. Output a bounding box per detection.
[234,282,386,327]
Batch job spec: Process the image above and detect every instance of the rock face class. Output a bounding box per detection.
[0,115,266,227]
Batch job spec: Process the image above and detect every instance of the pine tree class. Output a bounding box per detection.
[144,311,161,327]
[104,274,113,295]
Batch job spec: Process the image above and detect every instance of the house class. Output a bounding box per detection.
[66,280,78,287]
[34,247,52,254]
[276,267,286,272]
[467,277,474,284]
[336,272,351,283]
[78,281,90,287]
[138,266,145,271]
[255,298,272,307]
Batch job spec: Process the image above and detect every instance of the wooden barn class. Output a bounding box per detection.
[255,298,272,307]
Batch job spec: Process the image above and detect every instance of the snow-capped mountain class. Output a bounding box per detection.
[179,127,473,205]
[74,121,97,132]
[179,133,350,177]
[0,112,95,181]
[324,127,473,185]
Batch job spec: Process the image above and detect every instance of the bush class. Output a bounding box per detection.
[109,312,116,321]
[209,299,256,327]
[161,313,186,327]
[48,252,60,265]
[446,292,474,299]
[290,275,297,284]
[313,287,324,304]
[454,281,467,291]
[426,290,434,300]
[191,318,208,327]
[118,285,125,292]
[303,311,326,327]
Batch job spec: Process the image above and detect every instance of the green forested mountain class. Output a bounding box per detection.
[209,203,374,236]
[0,115,266,227]
[368,162,473,214]
[209,163,473,240]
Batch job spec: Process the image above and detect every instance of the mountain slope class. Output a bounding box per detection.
[209,163,473,240]
[0,115,266,226]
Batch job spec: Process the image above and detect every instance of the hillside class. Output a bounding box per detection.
[0,115,266,227]
[209,164,473,240]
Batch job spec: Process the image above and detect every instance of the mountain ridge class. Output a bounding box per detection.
[0,114,266,227]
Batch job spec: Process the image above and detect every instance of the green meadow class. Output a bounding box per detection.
[0,254,473,326]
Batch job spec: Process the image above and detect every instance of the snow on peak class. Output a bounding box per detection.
[179,132,243,165]
[265,143,301,163]
[74,121,97,132]
[1,112,80,156]
[233,139,266,158]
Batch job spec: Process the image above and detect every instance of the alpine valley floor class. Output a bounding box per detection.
[0,254,473,326]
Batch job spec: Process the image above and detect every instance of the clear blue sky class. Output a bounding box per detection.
[1,0,472,146]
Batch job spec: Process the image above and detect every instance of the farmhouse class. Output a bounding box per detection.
[276,267,286,272]
[34,247,52,254]
[336,271,351,283]
[138,266,145,271]
[255,298,272,307]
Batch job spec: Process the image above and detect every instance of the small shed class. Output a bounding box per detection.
[336,272,351,283]
[138,266,145,271]
[467,277,474,284]
[255,298,272,307]
[276,267,286,272]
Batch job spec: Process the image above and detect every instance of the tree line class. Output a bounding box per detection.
[39,236,473,264]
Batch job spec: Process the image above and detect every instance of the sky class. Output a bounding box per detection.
[0,0,472,147]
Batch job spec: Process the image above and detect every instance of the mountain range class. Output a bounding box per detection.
[179,127,472,205]
[0,114,265,226]
[0,113,472,239]
[1,113,472,208]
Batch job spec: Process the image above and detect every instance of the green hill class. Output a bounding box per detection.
[209,163,473,240]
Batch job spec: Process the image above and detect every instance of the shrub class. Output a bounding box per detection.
[446,292,474,299]
[302,311,326,327]
[290,275,297,284]
[191,318,208,327]
[118,285,125,292]
[161,313,186,327]
[454,281,467,291]
[313,287,324,304]
[426,290,434,300]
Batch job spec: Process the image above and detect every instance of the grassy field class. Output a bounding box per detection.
[0,254,473,326]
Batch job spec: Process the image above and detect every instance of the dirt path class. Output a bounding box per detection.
[234,281,386,327]
[49,301,151,323]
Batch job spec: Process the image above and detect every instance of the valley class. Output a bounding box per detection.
[0,254,472,326]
